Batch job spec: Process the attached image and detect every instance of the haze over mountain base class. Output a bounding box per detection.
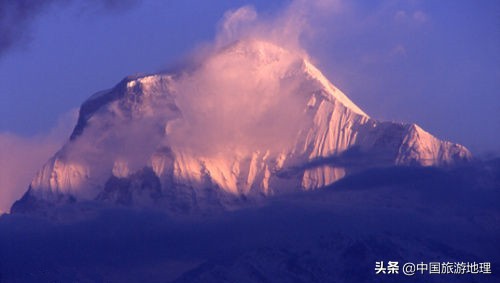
[1,161,499,282]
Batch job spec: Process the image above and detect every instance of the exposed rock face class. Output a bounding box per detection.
[11,40,471,214]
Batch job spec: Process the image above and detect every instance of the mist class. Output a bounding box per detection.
[0,110,77,213]
[1,163,498,282]
[169,40,308,157]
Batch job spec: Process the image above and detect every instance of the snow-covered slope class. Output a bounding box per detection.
[11,39,471,214]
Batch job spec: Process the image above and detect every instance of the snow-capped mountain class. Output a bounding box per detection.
[11,39,471,213]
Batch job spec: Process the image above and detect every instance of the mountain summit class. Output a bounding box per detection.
[12,39,471,214]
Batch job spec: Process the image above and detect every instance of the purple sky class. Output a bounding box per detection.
[0,0,498,156]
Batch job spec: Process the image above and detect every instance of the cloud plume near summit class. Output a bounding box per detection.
[69,1,345,163]
[215,1,342,51]
[165,1,344,157]
[169,41,308,157]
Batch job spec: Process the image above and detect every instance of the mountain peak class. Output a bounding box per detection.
[301,59,368,117]
[11,40,472,215]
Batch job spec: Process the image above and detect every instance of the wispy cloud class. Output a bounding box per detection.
[167,1,349,157]
[394,9,429,25]
[0,110,77,213]
[412,10,428,24]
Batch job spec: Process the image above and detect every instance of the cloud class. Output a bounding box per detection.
[165,2,348,157]
[169,41,309,157]
[0,0,140,58]
[214,0,344,53]
[218,5,258,44]
[0,110,77,213]
[394,10,408,22]
[394,9,429,25]
[391,44,407,57]
[412,10,428,24]
[62,1,348,164]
